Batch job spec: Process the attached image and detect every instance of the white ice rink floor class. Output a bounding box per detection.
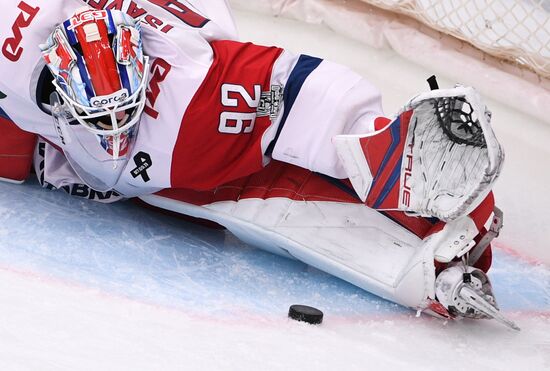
[0,10,549,371]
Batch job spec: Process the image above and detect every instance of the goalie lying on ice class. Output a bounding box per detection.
[0,2,514,328]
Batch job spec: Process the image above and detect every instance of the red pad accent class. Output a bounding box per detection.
[473,239,493,273]
[468,192,495,231]
[160,161,361,206]
[170,41,284,190]
[361,110,412,210]
[426,299,453,319]
[467,193,496,272]
[0,119,37,182]
[373,116,391,131]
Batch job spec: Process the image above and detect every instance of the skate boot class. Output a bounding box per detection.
[435,264,520,330]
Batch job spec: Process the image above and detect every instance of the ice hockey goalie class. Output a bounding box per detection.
[0,0,516,329]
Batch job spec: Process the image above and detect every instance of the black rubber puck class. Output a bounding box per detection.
[288,305,323,325]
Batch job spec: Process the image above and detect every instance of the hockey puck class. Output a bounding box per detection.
[288,305,323,325]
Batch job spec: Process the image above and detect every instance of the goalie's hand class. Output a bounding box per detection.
[334,86,504,221]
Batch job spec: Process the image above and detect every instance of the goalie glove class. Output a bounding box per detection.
[435,264,520,331]
[334,86,504,221]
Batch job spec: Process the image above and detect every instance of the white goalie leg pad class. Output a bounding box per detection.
[140,194,442,310]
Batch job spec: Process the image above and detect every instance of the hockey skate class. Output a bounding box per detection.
[334,85,504,221]
[434,264,520,331]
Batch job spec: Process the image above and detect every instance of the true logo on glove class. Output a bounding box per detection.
[402,142,414,208]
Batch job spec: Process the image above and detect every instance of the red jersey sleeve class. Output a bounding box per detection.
[170,40,283,190]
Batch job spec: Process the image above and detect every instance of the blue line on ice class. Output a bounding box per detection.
[0,180,548,318]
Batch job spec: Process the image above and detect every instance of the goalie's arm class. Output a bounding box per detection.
[266,50,387,179]
[166,40,390,190]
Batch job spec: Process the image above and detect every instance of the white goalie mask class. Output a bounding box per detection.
[40,7,149,191]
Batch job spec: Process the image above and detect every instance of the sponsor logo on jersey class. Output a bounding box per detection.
[2,1,40,62]
[145,58,172,119]
[67,10,108,31]
[90,89,129,108]
[63,184,122,201]
[37,142,122,201]
[0,91,6,99]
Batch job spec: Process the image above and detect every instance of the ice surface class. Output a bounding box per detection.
[0,179,402,318]
[0,9,549,371]
[1,179,549,370]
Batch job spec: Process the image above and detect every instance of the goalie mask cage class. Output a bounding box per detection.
[231,0,550,124]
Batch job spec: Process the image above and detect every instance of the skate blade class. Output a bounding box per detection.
[459,286,521,331]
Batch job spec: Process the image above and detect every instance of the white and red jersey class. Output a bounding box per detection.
[0,0,384,198]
